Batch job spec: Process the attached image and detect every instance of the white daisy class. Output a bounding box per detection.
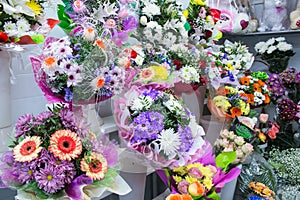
[3,21,17,37]
[16,18,30,35]
[67,71,82,87]
[157,128,180,157]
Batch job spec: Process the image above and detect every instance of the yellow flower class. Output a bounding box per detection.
[202,178,213,190]
[183,10,189,18]
[173,175,183,184]
[173,166,187,176]
[26,0,43,16]
[192,0,206,6]
[225,86,238,94]
[185,175,198,184]
[226,63,233,70]
[244,103,250,115]
[150,65,169,82]
[199,166,213,179]
[186,163,203,170]
[213,96,231,112]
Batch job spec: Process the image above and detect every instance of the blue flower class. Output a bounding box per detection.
[64,88,73,102]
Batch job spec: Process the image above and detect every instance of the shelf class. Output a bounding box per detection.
[226,29,300,37]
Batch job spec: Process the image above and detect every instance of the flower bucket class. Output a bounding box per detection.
[220,164,242,200]
[0,50,12,129]
[267,56,290,74]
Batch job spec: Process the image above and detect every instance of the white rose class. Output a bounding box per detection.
[140,16,148,26]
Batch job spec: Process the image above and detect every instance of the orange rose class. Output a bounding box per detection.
[188,181,205,197]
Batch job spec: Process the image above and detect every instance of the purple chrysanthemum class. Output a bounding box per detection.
[295,72,300,84]
[178,125,194,152]
[35,164,65,194]
[123,16,138,31]
[15,114,33,138]
[59,108,76,130]
[18,162,34,184]
[74,118,89,138]
[130,111,164,142]
[36,111,54,124]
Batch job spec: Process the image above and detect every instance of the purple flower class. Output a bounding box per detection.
[73,43,81,51]
[35,164,65,194]
[188,167,203,179]
[64,88,73,102]
[123,16,138,31]
[178,125,194,152]
[277,98,298,121]
[74,118,89,138]
[142,89,160,100]
[295,72,300,84]
[65,175,93,200]
[130,111,164,142]
[36,111,54,124]
[177,180,189,194]
[59,108,76,130]
[15,114,33,138]
[18,162,34,184]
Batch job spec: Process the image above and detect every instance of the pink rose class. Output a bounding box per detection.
[188,167,203,179]
[178,180,189,194]
[259,113,269,124]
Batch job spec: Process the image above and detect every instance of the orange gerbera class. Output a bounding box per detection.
[230,107,242,118]
[48,130,82,161]
[13,136,43,162]
[257,79,265,86]
[264,94,271,104]
[247,94,255,105]
[240,76,250,86]
[253,83,262,92]
[80,152,108,180]
[44,57,56,68]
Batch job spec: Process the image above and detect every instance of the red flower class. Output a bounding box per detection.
[131,50,137,58]
[173,60,182,70]
[0,32,9,43]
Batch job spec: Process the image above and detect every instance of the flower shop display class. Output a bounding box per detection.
[254,37,295,74]
[207,40,254,89]
[114,85,206,169]
[160,142,241,200]
[0,105,131,199]
[0,0,59,46]
[237,72,271,108]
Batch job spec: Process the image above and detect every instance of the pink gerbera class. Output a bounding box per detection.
[80,152,108,180]
[13,136,42,162]
[48,130,82,161]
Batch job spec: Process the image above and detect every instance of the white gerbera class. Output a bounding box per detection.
[16,18,30,35]
[158,128,180,157]
[3,21,17,36]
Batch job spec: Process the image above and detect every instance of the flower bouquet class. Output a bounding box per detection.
[0,0,58,47]
[114,85,206,169]
[160,142,241,200]
[214,129,253,165]
[207,85,254,122]
[237,72,271,108]
[0,105,131,199]
[254,37,295,74]
[207,40,254,89]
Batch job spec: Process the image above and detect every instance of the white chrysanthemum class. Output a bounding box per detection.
[16,18,30,34]
[158,128,180,157]
[277,42,293,52]
[131,96,153,111]
[266,38,275,46]
[275,37,285,42]
[142,3,161,17]
[3,21,17,36]
[254,41,267,53]
[180,66,199,83]
[163,95,184,114]
[267,45,277,54]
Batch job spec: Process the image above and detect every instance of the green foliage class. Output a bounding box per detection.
[215,151,236,172]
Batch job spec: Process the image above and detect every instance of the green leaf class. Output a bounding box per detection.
[206,191,221,200]
[215,151,236,171]
[31,34,44,44]
[248,110,258,118]
[184,22,191,31]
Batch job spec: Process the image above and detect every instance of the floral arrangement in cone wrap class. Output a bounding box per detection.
[0,105,130,199]
[160,142,241,200]
[0,0,58,44]
[114,84,206,169]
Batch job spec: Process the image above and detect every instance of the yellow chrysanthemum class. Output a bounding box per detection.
[213,96,231,112]
[202,178,213,190]
[186,163,203,170]
[183,10,189,18]
[244,103,250,115]
[225,86,238,94]
[150,65,169,82]
[192,0,206,6]
[185,175,198,184]
[173,166,187,176]
[26,0,43,16]
[173,175,183,184]
[199,166,214,179]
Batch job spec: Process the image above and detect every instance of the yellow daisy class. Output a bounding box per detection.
[26,0,43,16]
[80,152,108,180]
[48,129,82,161]
[13,136,43,162]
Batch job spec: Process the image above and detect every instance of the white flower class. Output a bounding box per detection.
[234,136,245,146]
[266,38,275,46]
[267,45,277,54]
[180,66,199,83]
[275,37,285,42]
[16,18,30,35]
[254,42,265,52]
[142,3,161,17]
[131,96,154,111]
[157,128,180,157]
[277,42,293,52]
[3,21,17,36]
[163,95,184,114]
[140,16,148,26]
[67,71,82,87]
